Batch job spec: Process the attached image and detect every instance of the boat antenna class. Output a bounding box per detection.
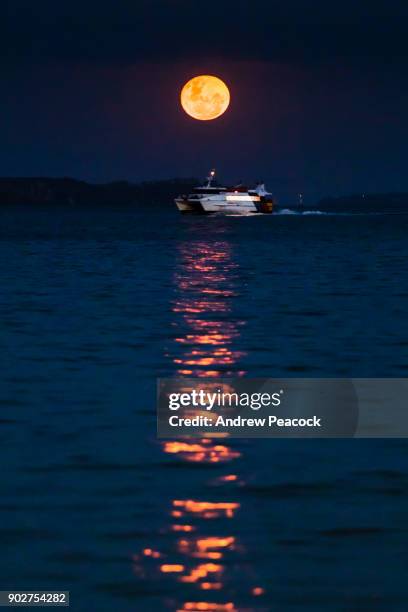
[206,169,216,188]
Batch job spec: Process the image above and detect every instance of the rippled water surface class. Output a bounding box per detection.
[1,205,408,611]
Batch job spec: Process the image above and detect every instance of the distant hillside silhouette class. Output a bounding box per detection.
[0,177,199,206]
[1,178,408,212]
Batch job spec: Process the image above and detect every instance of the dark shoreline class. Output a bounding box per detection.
[0,177,199,207]
[1,177,408,212]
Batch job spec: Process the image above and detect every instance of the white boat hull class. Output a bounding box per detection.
[175,199,196,213]
[175,194,272,215]
[175,170,274,215]
[200,196,257,213]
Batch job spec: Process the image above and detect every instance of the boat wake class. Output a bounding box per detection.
[276,208,327,215]
[215,209,407,218]
[276,209,408,216]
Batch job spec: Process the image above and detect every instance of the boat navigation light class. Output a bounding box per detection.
[206,169,216,188]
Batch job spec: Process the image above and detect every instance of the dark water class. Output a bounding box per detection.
[1,205,408,611]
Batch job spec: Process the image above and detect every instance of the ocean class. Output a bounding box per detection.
[1,204,408,611]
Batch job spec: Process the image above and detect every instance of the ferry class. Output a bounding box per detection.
[175,170,274,214]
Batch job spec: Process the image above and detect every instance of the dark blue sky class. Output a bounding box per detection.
[2,0,408,203]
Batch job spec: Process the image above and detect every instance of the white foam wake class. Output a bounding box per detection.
[276,208,327,215]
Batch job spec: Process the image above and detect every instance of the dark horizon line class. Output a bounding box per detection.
[0,175,199,186]
[1,175,408,198]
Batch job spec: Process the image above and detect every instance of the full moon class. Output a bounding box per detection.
[180,75,230,121]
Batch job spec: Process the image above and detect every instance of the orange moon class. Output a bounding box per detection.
[180,75,230,121]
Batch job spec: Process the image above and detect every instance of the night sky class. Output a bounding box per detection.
[2,0,408,202]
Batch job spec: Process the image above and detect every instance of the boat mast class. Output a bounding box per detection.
[206,169,216,188]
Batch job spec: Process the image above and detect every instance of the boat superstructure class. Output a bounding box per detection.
[175,170,274,215]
